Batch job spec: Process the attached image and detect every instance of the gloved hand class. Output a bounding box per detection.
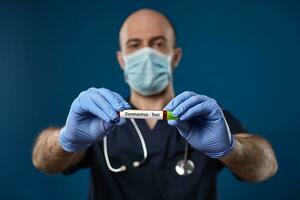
[59,88,131,152]
[164,91,234,158]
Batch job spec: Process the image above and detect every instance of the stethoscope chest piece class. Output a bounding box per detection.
[175,159,195,176]
[175,141,195,176]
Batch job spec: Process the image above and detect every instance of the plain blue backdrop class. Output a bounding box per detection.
[0,0,299,199]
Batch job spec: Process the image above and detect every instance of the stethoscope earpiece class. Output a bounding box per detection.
[119,165,127,172]
[133,161,141,167]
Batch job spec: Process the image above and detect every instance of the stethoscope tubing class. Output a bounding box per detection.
[103,118,194,175]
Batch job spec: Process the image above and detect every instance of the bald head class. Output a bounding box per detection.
[117,9,182,71]
[119,9,176,54]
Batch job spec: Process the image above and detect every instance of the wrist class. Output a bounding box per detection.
[205,136,236,159]
[206,114,235,158]
[218,136,241,163]
[59,127,91,152]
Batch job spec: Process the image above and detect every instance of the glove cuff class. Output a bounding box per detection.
[59,127,91,152]
[205,136,236,158]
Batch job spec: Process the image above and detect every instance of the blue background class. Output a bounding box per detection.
[0,0,299,199]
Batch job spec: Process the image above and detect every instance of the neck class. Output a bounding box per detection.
[129,84,175,110]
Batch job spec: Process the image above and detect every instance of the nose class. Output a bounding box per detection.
[141,39,151,48]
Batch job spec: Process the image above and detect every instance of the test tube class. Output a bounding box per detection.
[118,110,178,120]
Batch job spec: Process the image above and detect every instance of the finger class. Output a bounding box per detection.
[164,91,197,111]
[180,99,220,121]
[113,117,126,126]
[172,95,209,117]
[98,88,131,110]
[103,118,126,132]
[167,120,191,139]
[87,87,125,111]
[112,92,132,111]
[112,91,131,109]
[78,95,111,123]
[89,92,119,121]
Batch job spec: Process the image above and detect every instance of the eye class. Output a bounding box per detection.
[127,41,140,49]
[152,39,167,49]
[154,41,164,47]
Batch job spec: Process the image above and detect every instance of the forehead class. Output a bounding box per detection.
[120,12,174,46]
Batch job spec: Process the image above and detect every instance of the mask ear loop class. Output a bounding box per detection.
[167,53,174,82]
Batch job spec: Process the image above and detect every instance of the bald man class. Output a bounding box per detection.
[32,9,278,200]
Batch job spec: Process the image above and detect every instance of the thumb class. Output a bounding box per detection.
[103,118,126,132]
[167,120,191,140]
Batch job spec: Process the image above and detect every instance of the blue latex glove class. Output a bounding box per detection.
[164,91,234,158]
[59,88,131,152]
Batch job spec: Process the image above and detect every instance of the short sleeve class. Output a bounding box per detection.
[223,109,247,134]
[62,146,92,175]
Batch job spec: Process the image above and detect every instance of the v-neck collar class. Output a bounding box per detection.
[137,118,163,132]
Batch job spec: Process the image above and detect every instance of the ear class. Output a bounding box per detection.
[171,47,182,70]
[117,51,125,70]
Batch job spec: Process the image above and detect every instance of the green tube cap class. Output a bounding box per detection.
[167,111,178,120]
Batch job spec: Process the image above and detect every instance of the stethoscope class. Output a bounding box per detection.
[103,118,195,176]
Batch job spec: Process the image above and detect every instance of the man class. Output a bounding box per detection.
[32,9,278,200]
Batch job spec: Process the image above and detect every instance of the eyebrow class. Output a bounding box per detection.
[149,36,167,43]
[125,36,167,46]
[126,38,141,46]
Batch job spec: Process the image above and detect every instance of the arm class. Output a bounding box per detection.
[32,127,86,174]
[220,133,278,182]
[164,91,278,182]
[32,88,131,175]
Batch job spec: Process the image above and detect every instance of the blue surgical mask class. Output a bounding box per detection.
[123,47,173,96]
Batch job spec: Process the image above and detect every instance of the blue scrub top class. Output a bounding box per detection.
[64,105,247,200]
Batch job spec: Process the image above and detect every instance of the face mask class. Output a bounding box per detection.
[123,47,173,96]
